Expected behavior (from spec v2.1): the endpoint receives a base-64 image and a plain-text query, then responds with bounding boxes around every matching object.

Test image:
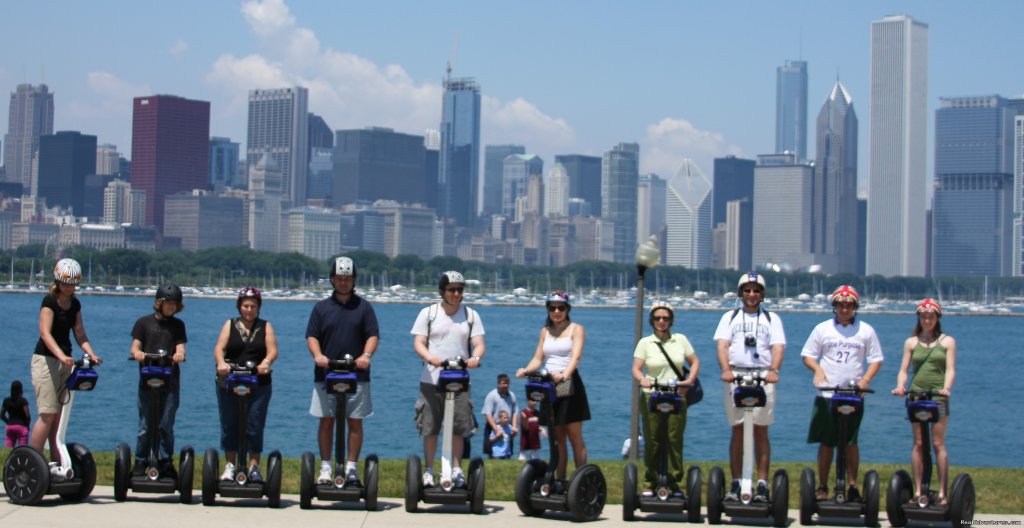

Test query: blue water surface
[0,292,1019,467]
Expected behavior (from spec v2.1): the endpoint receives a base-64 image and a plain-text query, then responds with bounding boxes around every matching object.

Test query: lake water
[1,291,1019,468]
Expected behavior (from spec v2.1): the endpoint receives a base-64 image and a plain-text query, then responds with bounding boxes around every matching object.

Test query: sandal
[937,497,948,507]
[815,485,829,501]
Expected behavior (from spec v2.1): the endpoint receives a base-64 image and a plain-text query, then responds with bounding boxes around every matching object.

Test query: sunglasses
[547,304,568,312]
[445,287,464,293]
[742,288,763,294]
[651,315,672,322]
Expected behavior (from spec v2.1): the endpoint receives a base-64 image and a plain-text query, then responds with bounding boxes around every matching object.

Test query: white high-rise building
[287,206,341,261]
[246,87,309,207]
[544,162,569,218]
[248,152,283,252]
[96,144,121,176]
[4,84,54,189]
[637,173,666,244]
[665,160,711,268]
[866,15,929,277]
[752,154,815,270]
[103,179,146,225]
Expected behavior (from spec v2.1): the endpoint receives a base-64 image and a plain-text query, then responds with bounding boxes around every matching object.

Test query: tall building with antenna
[437,66,481,228]
[4,84,54,190]
[776,60,808,161]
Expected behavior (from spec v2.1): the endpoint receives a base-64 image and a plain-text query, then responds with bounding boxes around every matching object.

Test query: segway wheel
[622,463,637,521]
[706,466,725,525]
[469,456,485,514]
[949,473,976,525]
[404,454,421,513]
[114,443,131,502]
[799,467,816,525]
[59,443,96,502]
[886,470,913,527]
[3,445,50,505]
[179,446,195,504]
[299,451,315,509]
[364,455,380,511]
[201,448,219,506]
[863,470,880,527]
[686,465,702,524]
[771,469,789,527]
[515,459,548,516]
[567,464,606,522]
[266,451,282,508]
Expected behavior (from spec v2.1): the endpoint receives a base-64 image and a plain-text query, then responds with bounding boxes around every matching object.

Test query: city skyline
[2,1,1021,186]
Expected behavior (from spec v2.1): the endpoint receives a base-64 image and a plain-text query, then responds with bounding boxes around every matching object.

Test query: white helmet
[439,270,465,290]
[737,272,766,292]
[331,256,356,277]
[54,258,82,285]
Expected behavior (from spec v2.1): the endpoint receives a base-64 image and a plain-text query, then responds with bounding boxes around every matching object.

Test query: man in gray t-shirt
[481,373,518,457]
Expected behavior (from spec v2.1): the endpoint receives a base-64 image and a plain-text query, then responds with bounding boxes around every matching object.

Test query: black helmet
[156,284,183,303]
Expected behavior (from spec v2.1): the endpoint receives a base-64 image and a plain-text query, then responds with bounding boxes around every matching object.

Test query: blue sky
[2,0,1021,189]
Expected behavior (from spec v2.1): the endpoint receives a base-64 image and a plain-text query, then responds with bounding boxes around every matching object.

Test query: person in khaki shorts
[30,258,103,471]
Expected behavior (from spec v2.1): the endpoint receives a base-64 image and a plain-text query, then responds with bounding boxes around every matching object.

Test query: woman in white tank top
[516,291,590,480]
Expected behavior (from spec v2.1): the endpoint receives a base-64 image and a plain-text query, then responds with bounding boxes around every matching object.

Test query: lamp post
[630,235,660,461]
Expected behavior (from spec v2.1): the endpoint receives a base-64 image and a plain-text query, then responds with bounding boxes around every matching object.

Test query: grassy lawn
[2,449,1020,513]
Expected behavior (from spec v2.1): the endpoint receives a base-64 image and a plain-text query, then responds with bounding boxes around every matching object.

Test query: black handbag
[654,341,703,405]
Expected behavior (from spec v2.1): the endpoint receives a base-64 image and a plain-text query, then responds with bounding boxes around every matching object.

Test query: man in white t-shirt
[713,272,785,503]
[801,285,883,502]
[410,271,485,489]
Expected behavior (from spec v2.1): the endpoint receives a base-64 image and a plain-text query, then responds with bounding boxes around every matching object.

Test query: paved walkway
[1,486,1020,526]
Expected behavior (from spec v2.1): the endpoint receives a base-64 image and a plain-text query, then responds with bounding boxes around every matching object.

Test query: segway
[886,390,975,526]
[798,383,880,526]
[3,356,99,505]
[515,369,606,522]
[623,378,701,522]
[201,360,282,507]
[405,357,485,514]
[299,355,379,510]
[707,370,788,527]
[113,350,195,503]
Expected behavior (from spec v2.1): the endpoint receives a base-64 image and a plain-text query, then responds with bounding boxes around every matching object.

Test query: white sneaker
[518,453,526,461]
[220,462,236,481]
[317,463,333,484]
[422,469,435,487]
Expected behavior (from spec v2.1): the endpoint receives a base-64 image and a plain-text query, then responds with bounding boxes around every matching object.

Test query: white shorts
[723,379,775,427]
[310,382,373,419]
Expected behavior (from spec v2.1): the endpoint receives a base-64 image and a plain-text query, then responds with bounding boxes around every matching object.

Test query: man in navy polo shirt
[306,256,379,485]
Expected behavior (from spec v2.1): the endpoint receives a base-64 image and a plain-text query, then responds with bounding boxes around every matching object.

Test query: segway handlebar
[522,368,552,381]
[226,360,261,374]
[731,369,769,385]
[905,389,938,400]
[650,378,679,393]
[440,356,467,370]
[818,383,875,395]
[327,354,356,372]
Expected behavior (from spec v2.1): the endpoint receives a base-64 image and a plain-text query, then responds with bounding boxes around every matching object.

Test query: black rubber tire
[469,456,485,514]
[949,473,976,525]
[179,446,194,504]
[201,448,218,506]
[114,443,131,502]
[364,455,379,511]
[59,443,96,502]
[686,465,702,523]
[771,469,789,527]
[863,469,880,526]
[567,463,607,522]
[706,466,725,525]
[266,451,282,508]
[622,463,637,521]
[515,459,548,517]
[886,470,912,527]
[800,467,816,525]
[299,451,315,509]
[405,454,421,513]
[3,445,50,505]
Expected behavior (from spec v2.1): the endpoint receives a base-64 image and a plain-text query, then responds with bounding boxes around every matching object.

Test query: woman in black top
[2,380,31,447]
[30,258,102,462]
[213,287,278,483]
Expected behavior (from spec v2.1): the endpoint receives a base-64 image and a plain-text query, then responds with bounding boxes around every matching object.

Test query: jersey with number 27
[800,319,883,396]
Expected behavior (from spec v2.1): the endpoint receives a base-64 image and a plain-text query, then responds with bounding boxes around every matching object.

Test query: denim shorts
[309,382,372,419]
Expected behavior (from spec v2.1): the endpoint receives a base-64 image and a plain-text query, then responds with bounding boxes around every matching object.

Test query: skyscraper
[712,156,755,227]
[776,60,808,160]
[602,142,640,263]
[555,154,602,215]
[752,153,815,270]
[209,137,240,190]
[1015,115,1024,276]
[96,144,121,176]
[545,162,570,218]
[247,87,309,206]
[866,15,928,277]
[813,81,859,274]
[36,131,97,215]
[483,144,525,217]
[932,95,1020,277]
[130,95,210,231]
[637,173,666,243]
[333,127,427,206]
[438,75,481,227]
[3,84,53,189]
[247,152,284,252]
[502,154,543,220]
[665,161,711,268]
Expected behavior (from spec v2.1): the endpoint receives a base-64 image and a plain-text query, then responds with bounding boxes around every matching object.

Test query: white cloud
[64,72,150,120]
[642,117,744,177]
[208,0,572,151]
[170,39,188,57]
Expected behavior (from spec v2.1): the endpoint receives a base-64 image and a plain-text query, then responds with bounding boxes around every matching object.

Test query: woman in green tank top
[891,298,957,506]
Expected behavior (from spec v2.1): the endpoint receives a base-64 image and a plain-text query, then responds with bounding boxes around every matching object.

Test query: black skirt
[542,370,591,426]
